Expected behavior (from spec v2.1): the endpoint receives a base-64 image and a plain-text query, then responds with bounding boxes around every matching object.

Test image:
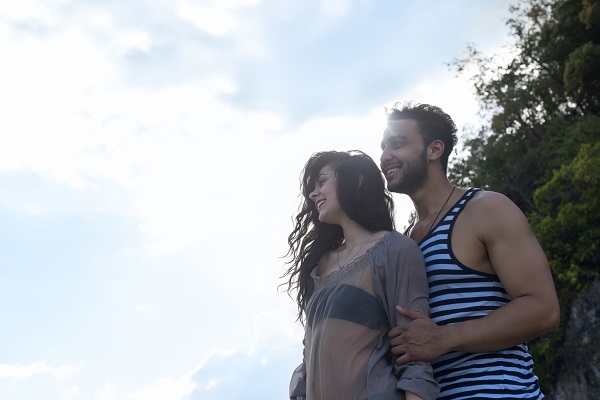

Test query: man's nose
[380,146,390,164]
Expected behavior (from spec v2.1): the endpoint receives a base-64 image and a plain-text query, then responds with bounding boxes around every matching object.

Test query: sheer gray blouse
[289,231,439,400]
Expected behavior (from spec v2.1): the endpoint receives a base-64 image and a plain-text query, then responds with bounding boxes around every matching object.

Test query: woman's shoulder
[373,231,426,275]
[383,230,419,246]
[377,230,421,254]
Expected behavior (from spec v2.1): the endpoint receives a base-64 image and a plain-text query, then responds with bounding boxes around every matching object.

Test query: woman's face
[308,164,344,224]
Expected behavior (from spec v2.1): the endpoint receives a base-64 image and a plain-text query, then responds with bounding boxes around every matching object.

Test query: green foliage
[542,114,600,178]
[448,0,600,392]
[580,0,600,29]
[528,145,599,391]
[527,327,566,391]
[449,123,547,211]
[563,42,600,112]
[532,142,600,296]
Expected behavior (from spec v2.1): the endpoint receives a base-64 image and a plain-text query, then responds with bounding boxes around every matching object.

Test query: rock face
[546,277,600,400]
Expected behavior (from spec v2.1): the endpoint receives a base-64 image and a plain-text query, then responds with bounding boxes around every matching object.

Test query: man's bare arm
[390,192,560,363]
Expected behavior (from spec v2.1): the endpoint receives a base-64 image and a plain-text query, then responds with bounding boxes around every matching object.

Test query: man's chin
[387,181,405,194]
[388,179,419,195]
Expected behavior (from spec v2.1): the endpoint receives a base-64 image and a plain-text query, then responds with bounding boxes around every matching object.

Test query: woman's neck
[340,222,373,249]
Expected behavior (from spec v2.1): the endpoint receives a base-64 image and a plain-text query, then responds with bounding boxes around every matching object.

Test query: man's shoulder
[465,189,519,215]
[461,189,530,236]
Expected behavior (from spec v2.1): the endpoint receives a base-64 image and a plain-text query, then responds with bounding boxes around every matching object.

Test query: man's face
[380,119,428,195]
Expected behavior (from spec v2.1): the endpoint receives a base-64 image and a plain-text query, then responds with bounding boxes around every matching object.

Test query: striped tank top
[419,188,544,399]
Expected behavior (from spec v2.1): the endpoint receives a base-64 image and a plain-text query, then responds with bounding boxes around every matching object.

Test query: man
[380,102,560,399]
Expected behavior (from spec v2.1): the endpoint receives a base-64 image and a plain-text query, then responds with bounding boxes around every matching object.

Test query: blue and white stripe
[420,188,544,399]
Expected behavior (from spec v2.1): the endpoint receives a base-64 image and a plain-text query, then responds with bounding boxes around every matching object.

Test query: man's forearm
[443,295,559,353]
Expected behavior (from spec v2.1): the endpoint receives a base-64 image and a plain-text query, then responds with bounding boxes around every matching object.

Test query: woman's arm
[289,361,306,399]
[405,391,424,400]
[380,235,439,400]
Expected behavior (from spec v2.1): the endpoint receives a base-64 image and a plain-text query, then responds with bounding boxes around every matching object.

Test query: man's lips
[384,166,400,177]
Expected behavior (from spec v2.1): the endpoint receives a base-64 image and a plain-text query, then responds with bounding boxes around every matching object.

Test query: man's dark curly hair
[282,150,395,322]
[386,102,458,173]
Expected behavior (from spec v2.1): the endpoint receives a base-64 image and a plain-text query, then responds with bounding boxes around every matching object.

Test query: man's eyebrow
[381,132,405,149]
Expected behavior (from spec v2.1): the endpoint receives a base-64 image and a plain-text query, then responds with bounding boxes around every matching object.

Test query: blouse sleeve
[289,339,306,400]
[375,234,440,400]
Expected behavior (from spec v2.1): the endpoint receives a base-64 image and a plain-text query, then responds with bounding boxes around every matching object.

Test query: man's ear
[428,139,445,161]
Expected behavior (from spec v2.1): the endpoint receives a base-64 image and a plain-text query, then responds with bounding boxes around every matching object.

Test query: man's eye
[383,140,402,150]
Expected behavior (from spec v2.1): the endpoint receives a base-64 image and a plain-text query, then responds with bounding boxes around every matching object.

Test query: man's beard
[387,148,428,195]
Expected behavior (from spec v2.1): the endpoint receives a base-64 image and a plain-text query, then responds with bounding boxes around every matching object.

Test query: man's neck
[410,178,456,221]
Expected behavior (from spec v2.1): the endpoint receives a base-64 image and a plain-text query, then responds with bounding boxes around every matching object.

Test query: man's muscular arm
[390,192,560,364]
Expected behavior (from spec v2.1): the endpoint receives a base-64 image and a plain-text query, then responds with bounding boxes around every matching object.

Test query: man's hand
[389,306,447,364]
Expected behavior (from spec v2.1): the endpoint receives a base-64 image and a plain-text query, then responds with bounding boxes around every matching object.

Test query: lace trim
[311,231,396,286]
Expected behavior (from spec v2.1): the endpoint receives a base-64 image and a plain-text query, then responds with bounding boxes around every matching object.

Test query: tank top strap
[424,187,482,241]
[447,187,482,217]
[402,188,483,237]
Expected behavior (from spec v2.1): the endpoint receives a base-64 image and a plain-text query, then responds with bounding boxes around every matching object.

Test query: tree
[448,0,600,391]
[532,140,600,296]
[449,0,600,199]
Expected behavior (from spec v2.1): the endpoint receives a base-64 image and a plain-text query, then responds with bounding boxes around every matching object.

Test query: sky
[0,1,514,399]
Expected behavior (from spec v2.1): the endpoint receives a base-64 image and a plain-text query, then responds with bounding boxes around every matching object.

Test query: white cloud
[0,1,516,399]
[249,305,305,355]
[322,0,352,15]
[115,30,153,55]
[183,346,300,400]
[129,373,196,400]
[67,385,82,396]
[0,25,117,188]
[0,361,79,381]
[162,0,263,36]
[93,379,125,400]
[134,303,155,316]
[0,0,68,25]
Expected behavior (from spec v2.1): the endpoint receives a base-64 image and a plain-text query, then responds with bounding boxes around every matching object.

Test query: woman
[283,150,439,400]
